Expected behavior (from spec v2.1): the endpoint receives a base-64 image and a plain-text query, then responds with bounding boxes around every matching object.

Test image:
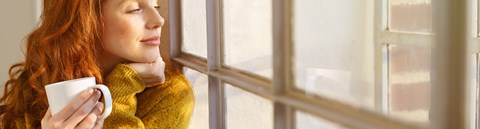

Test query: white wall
[0,1,39,95]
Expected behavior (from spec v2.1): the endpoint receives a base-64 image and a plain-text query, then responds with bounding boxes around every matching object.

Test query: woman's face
[101,0,164,63]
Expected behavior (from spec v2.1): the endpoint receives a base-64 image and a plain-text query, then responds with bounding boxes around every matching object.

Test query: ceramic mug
[45,77,112,120]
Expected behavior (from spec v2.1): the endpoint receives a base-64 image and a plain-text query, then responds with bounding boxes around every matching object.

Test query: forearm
[136,68,195,129]
[102,65,194,129]
[103,64,146,129]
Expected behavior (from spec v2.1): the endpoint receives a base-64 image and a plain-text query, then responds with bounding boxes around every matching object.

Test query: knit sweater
[16,64,195,129]
[103,64,194,129]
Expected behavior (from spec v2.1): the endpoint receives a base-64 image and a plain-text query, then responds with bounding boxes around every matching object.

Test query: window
[166,0,475,129]
[225,84,273,129]
[383,0,433,126]
[184,68,209,129]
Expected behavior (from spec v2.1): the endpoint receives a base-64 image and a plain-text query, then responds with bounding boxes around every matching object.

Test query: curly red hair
[0,0,106,128]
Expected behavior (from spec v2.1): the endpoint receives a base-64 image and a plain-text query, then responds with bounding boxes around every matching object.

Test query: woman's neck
[99,51,126,78]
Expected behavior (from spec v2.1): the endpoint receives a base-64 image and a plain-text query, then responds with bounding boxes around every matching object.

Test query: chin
[126,49,160,63]
[142,53,161,63]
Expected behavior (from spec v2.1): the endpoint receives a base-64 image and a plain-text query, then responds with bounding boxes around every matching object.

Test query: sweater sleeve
[135,68,195,129]
[103,64,146,129]
[102,64,194,129]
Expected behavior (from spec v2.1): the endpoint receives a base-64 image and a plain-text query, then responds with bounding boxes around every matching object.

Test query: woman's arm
[136,68,194,129]
[103,64,147,129]
[103,64,194,129]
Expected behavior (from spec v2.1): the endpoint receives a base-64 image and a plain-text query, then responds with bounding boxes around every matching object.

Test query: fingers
[92,102,104,119]
[75,102,104,129]
[51,89,95,121]
[92,118,105,129]
[43,89,102,129]
[128,63,150,74]
[129,62,164,76]
[64,90,102,126]
[129,60,165,76]
[144,77,166,87]
[156,57,166,68]
[127,56,166,87]
[146,82,164,88]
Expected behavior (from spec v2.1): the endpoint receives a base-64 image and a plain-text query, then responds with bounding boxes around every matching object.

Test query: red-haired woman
[0,0,194,128]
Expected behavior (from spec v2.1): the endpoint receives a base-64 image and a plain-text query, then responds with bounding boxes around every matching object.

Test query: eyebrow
[117,0,136,7]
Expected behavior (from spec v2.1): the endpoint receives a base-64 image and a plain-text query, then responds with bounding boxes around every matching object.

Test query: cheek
[106,22,129,41]
[102,21,136,50]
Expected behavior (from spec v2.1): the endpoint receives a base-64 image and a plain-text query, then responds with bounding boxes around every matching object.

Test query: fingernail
[99,102,104,110]
[88,88,94,94]
[96,90,101,96]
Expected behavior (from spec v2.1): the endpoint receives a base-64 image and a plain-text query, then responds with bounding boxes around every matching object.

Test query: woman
[0,0,194,128]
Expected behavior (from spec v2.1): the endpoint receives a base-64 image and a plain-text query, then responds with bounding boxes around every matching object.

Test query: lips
[140,36,160,46]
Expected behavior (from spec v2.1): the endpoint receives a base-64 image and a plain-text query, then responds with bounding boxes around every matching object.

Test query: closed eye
[127,8,141,14]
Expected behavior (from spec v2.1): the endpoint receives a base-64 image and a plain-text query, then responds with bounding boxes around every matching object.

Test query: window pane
[223,0,273,79]
[389,0,432,33]
[184,68,209,129]
[388,45,430,125]
[294,0,375,108]
[181,0,207,58]
[296,110,350,129]
[225,84,273,129]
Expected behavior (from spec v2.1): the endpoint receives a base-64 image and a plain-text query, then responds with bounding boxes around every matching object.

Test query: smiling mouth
[141,36,160,46]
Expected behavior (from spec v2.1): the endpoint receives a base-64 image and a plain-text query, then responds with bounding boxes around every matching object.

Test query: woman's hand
[41,89,105,129]
[127,56,166,87]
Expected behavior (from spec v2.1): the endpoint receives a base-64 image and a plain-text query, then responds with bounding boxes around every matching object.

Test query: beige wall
[0,1,38,95]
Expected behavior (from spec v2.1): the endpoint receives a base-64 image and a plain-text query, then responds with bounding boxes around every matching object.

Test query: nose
[146,7,165,29]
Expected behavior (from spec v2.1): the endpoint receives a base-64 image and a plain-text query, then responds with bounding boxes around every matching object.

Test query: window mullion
[206,0,225,129]
[208,77,224,129]
[374,0,388,114]
[272,0,294,129]
[477,0,480,37]
[475,38,480,52]
[476,53,480,129]
[379,31,433,47]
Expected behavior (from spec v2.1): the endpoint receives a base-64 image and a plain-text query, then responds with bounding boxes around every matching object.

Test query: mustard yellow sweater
[103,64,195,129]
[15,64,194,129]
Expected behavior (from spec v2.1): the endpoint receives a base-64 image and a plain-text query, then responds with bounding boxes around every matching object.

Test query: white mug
[45,77,112,120]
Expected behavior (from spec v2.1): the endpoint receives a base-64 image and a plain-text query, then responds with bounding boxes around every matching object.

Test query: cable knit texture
[17,64,194,129]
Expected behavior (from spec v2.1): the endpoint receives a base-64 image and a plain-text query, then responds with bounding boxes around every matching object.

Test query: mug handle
[90,84,112,120]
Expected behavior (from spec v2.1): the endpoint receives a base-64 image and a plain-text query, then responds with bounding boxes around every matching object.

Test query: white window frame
[475,0,480,128]
[165,0,471,129]
[375,0,433,117]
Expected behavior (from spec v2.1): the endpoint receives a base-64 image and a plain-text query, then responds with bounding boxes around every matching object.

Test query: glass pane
[294,0,376,108]
[296,110,350,129]
[183,68,209,129]
[388,45,430,125]
[181,0,207,58]
[223,0,273,79]
[225,84,273,129]
[389,0,432,33]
